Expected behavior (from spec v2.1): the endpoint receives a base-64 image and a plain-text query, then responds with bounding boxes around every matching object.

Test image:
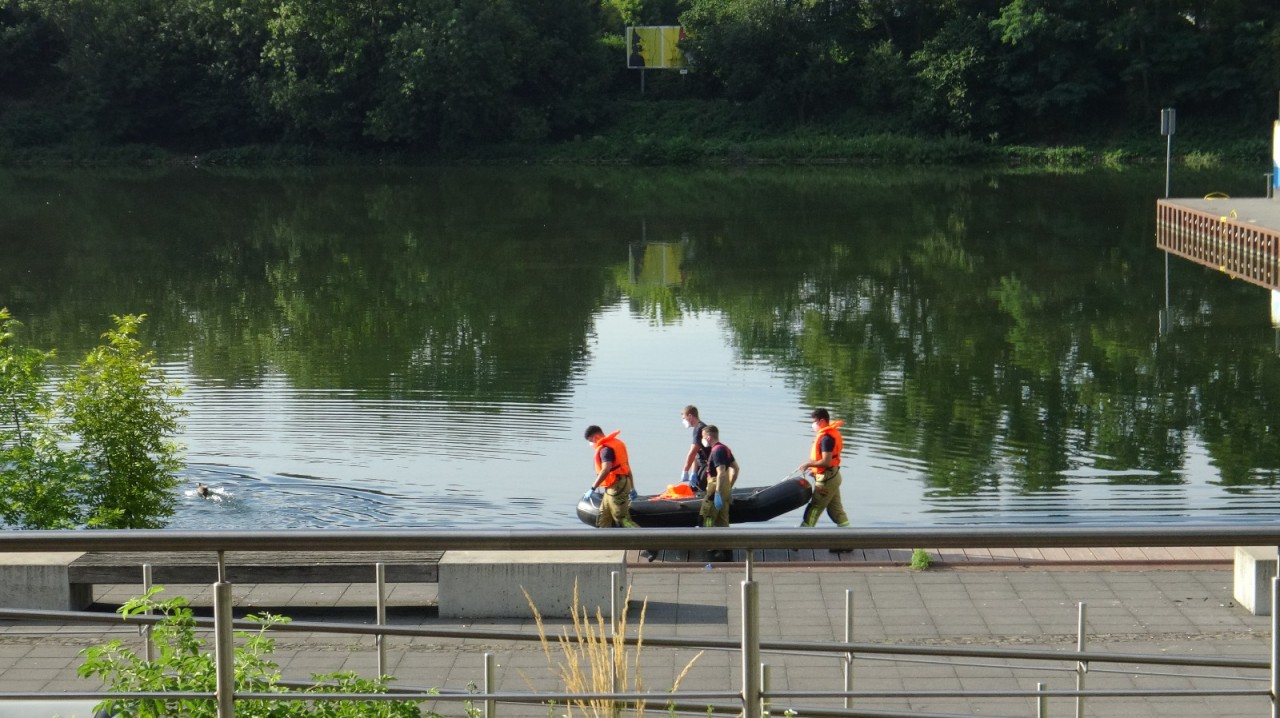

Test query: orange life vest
[809,420,844,477]
[593,430,632,488]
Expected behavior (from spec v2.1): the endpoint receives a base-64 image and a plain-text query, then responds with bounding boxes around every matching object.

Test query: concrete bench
[0,550,444,611]
[438,550,626,619]
[1233,545,1277,615]
[0,553,93,612]
[0,699,101,717]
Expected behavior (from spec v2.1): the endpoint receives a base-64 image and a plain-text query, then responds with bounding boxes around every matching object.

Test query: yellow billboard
[626,26,687,69]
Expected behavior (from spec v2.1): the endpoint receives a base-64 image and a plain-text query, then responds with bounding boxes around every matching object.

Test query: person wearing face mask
[699,425,739,561]
[679,405,710,490]
[797,408,851,528]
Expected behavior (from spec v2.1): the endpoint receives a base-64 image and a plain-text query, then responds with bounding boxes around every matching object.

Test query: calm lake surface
[3,164,1278,530]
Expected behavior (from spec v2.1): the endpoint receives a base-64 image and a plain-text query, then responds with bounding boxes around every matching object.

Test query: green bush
[910,549,932,570]
[1183,150,1223,170]
[79,589,425,717]
[0,311,185,529]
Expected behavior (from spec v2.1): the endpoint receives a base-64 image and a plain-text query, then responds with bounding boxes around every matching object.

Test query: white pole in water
[1161,108,1176,199]
[1160,107,1176,335]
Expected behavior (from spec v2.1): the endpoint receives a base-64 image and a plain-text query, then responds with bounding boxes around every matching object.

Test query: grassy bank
[0,100,1269,169]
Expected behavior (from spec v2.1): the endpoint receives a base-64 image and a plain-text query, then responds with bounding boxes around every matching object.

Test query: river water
[2,164,1278,530]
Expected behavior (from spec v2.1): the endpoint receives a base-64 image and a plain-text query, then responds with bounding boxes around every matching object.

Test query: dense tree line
[1,0,1277,153]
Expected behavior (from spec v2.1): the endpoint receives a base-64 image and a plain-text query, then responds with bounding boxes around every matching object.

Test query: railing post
[1272,571,1279,718]
[1076,602,1087,718]
[843,589,854,710]
[742,577,761,718]
[214,581,236,718]
[484,651,496,718]
[610,570,622,701]
[1036,681,1047,718]
[760,663,771,718]
[375,562,387,677]
[142,563,155,663]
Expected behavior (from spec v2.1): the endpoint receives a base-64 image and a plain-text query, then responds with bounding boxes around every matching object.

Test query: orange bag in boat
[655,483,695,500]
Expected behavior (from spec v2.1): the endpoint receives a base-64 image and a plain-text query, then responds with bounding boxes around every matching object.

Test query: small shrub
[1183,150,1222,170]
[78,588,423,717]
[910,549,932,570]
[525,581,702,718]
[1101,149,1133,169]
[1041,146,1090,167]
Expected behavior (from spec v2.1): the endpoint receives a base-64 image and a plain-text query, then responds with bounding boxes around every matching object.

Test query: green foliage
[0,309,82,529]
[0,310,185,529]
[1183,150,1222,170]
[59,314,186,528]
[1101,148,1132,170]
[910,549,931,570]
[4,0,1279,159]
[79,588,423,717]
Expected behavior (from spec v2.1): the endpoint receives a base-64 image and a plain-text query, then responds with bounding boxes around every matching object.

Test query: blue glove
[583,489,594,501]
[713,492,724,511]
[680,470,691,485]
[630,488,639,499]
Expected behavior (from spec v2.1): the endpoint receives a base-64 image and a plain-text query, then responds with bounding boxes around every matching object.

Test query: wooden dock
[1157,197,1280,291]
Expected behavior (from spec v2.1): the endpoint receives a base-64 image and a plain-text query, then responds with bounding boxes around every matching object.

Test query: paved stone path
[0,551,1269,718]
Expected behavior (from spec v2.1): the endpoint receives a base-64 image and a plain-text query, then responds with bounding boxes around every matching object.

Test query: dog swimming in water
[195,483,211,498]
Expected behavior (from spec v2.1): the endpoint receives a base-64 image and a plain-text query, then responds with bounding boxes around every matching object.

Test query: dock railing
[0,525,1278,718]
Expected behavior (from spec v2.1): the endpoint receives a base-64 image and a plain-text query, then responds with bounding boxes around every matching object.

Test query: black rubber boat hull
[576,476,813,527]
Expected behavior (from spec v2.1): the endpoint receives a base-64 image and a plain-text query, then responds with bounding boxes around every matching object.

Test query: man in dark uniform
[699,424,740,561]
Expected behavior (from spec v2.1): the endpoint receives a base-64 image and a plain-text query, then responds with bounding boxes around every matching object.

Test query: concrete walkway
[0,558,1270,718]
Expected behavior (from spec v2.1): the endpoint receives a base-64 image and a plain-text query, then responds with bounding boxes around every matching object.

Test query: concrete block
[1233,546,1277,615]
[0,552,91,611]
[438,550,625,619]
[0,699,101,717]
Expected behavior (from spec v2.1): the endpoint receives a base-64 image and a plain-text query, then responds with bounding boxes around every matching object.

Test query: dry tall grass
[524,581,702,718]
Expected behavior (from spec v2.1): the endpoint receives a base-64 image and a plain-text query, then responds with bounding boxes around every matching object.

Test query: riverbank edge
[1,130,1268,171]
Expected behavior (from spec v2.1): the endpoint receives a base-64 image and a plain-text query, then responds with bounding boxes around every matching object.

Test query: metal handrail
[0,526,1274,718]
[0,524,1277,552]
[2,606,1264,671]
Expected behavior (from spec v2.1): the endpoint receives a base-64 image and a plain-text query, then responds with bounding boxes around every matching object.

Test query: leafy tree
[59,314,186,529]
[256,0,395,145]
[0,309,84,528]
[3,311,186,529]
[989,0,1108,129]
[368,0,607,149]
[681,0,863,123]
[908,13,1001,133]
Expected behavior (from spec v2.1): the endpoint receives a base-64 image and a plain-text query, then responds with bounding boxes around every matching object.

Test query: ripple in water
[172,464,559,530]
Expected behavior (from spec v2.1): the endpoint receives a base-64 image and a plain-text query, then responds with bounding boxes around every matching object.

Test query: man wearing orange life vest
[586,425,640,529]
[797,408,851,527]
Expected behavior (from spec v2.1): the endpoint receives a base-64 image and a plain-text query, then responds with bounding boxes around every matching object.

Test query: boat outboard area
[576,475,813,528]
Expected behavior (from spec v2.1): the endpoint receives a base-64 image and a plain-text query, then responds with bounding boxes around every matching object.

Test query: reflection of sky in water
[169,302,1280,530]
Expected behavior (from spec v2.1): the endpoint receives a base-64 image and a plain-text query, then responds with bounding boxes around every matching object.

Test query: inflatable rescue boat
[575,475,813,528]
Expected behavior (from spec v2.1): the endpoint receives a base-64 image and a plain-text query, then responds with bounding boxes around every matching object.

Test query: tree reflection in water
[1,165,1277,528]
